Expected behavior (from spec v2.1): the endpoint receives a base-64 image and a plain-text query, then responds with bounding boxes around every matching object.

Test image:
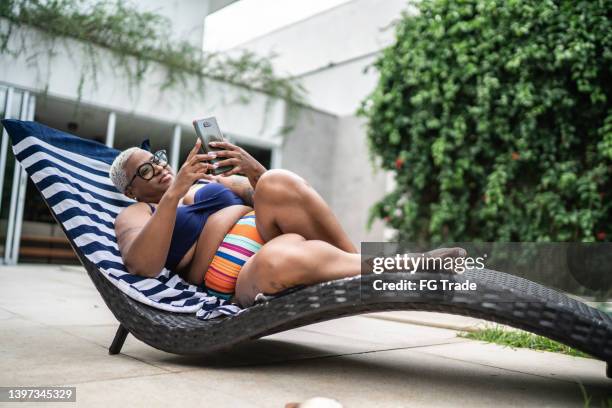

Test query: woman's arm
[206,140,267,206]
[115,141,213,278]
[207,140,266,189]
[115,192,181,278]
[215,175,256,206]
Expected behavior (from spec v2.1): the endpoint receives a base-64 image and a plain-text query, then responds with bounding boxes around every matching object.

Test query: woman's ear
[125,187,136,200]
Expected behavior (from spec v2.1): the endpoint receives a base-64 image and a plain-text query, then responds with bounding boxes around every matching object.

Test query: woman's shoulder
[125,201,153,212]
[115,202,152,224]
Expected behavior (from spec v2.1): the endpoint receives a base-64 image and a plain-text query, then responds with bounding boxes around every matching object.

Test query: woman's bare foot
[419,247,466,272]
[361,247,467,273]
[423,247,467,260]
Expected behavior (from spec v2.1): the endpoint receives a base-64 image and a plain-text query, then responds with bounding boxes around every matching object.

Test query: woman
[110,139,464,307]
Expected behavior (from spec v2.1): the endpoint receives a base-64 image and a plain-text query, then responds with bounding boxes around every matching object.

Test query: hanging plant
[0,0,306,134]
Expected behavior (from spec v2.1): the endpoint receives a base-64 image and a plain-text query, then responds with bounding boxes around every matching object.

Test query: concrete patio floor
[0,264,610,407]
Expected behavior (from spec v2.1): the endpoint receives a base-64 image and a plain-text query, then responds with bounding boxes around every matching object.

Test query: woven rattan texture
[42,191,610,363]
[81,253,611,362]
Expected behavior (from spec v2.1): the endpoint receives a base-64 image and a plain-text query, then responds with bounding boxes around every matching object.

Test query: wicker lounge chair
[3,119,611,378]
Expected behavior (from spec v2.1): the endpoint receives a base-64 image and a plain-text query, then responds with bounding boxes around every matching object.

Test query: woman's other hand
[167,140,216,198]
[209,140,267,188]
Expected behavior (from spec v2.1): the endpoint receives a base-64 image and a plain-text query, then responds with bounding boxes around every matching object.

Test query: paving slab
[365,310,491,332]
[417,340,610,388]
[297,315,465,348]
[73,346,601,408]
[2,264,610,407]
[57,316,467,373]
[70,370,270,408]
[56,323,384,372]
[0,265,117,326]
[0,314,168,387]
[0,306,18,320]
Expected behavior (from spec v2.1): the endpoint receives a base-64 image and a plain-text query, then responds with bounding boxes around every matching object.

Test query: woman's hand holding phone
[167,140,217,198]
[208,140,267,187]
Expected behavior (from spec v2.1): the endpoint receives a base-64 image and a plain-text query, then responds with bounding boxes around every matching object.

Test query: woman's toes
[418,247,466,273]
[426,247,466,259]
[451,247,467,257]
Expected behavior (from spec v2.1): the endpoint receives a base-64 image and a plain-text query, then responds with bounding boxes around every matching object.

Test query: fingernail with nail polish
[213,163,218,168]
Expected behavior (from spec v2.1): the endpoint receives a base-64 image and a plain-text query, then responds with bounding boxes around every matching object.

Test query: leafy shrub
[358,0,611,243]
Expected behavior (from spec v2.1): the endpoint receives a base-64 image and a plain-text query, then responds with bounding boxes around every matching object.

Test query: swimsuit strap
[146,180,208,214]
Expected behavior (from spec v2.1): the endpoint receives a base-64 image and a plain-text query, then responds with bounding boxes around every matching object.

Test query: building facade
[0,0,406,264]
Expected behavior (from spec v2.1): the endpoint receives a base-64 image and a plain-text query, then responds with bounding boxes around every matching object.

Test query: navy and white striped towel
[2,119,244,320]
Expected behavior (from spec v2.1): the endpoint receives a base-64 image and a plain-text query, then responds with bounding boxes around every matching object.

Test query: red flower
[395,157,404,169]
[511,152,520,161]
[384,216,391,222]
[597,231,606,240]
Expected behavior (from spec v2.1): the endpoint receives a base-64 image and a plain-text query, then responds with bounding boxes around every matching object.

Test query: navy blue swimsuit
[149,181,245,270]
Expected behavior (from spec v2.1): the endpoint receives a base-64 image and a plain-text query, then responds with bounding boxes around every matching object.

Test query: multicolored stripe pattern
[205,211,264,298]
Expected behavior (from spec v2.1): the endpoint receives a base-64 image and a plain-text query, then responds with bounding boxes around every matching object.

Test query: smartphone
[192,117,234,176]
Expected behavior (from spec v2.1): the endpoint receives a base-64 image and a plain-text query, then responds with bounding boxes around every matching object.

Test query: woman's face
[123,149,175,202]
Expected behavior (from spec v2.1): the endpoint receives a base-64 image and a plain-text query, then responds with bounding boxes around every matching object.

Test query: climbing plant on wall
[358,0,611,243]
[0,0,306,133]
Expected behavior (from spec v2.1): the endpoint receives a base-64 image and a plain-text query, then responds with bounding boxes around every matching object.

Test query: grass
[461,326,612,407]
[579,382,612,408]
[458,325,592,359]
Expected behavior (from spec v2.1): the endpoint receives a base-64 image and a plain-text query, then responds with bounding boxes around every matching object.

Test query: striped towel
[2,119,244,320]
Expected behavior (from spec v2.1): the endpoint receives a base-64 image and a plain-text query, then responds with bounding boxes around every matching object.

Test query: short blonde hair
[109,147,141,193]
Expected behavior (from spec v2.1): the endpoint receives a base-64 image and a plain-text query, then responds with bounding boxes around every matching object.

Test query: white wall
[331,114,387,246]
[203,0,352,52]
[296,53,380,116]
[132,0,210,48]
[223,0,406,240]
[228,0,408,76]
[279,108,387,245]
[133,0,239,49]
[1,5,393,245]
[0,20,286,145]
[226,0,414,115]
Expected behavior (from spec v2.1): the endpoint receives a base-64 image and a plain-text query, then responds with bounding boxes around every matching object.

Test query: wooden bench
[18,234,78,262]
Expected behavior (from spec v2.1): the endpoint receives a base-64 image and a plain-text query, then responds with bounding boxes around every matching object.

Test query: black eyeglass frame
[125,150,168,190]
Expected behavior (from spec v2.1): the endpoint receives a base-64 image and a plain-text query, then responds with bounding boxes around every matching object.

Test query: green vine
[358,0,611,243]
[0,0,306,134]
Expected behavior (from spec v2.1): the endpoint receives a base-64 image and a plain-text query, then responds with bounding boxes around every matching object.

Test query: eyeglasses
[126,150,168,190]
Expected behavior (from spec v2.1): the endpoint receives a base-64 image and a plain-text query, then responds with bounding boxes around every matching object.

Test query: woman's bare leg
[254,169,358,253]
[234,233,468,307]
[235,233,360,307]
